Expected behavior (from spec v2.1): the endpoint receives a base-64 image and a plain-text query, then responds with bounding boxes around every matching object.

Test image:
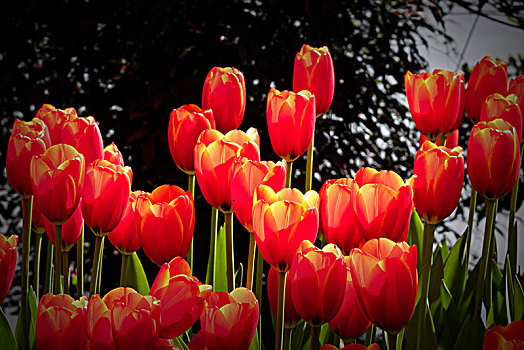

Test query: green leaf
[404,301,437,350]
[235,263,244,289]
[27,286,37,350]
[15,287,37,350]
[0,308,17,350]
[443,229,469,303]
[291,320,307,350]
[440,239,450,261]
[504,254,514,322]
[249,328,260,350]
[429,245,444,304]
[437,280,462,347]
[125,252,150,295]
[513,274,524,321]
[453,314,484,350]
[408,210,424,270]
[214,225,228,292]
[172,335,189,350]
[319,322,334,345]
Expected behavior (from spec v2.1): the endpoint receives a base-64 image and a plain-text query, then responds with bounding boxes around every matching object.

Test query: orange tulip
[411,140,465,224]
[168,104,215,174]
[405,69,465,140]
[61,115,104,166]
[329,256,371,341]
[149,257,212,339]
[202,67,246,133]
[319,178,363,254]
[30,144,85,224]
[419,129,459,149]
[190,288,259,350]
[86,287,161,350]
[104,142,125,166]
[483,320,524,349]
[35,104,77,145]
[465,56,508,123]
[467,119,521,199]
[0,233,18,305]
[194,128,260,213]
[290,241,346,326]
[81,159,132,235]
[293,44,335,116]
[509,75,524,112]
[480,93,522,142]
[349,238,418,334]
[230,159,286,232]
[36,293,88,350]
[6,118,51,197]
[252,185,319,272]
[267,266,300,328]
[43,200,83,251]
[266,89,316,162]
[108,191,145,255]
[135,185,195,266]
[353,167,414,242]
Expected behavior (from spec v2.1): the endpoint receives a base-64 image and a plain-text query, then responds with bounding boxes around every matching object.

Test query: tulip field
[1,42,524,350]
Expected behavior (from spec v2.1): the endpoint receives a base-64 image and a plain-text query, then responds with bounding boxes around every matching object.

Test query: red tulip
[467,119,521,199]
[411,140,465,224]
[43,200,83,251]
[483,320,524,349]
[405,69,465,140]
[81,159,132,235]
[293,44,335,116]
[329,256,371,341]
[353,167,414,242]
[509,75,524,112]
[6,118,51,197]
[349,238,418,334]
[230,159,286,232]
[104,142,125,166]
[190,288,259,350]
[36,104,78,145]
[202,67,246,133]
[108,191,145,255]
[465,56,508,123]
[252,185,319,272]
[86,287,161,350]
[168,104,215,174]
[30,144,85,224]
[290,241,346,326]
[135,185,195,266]
[149,257,212,339]
[266,89,316,162]
[194,128,260,213]
[31,198,46,234]
[480,93,523,142]
[419,129,459,149]
[267,266,300,328]
[61,115,104,166]
[0,233,18,305]
[36,293,88,350]
[319,178,363,254]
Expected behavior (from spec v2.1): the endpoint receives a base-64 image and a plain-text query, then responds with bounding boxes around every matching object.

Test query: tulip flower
[319,178,363,254]
[202,67,246,133]
[104,142,125,166]
[36,293,88,350]
[108,191,144,255]
[61,115,104,166]
[43,200,83,252]
[266,88,316,163]
[349,238,418,335]
[405,69,465,141]
[168,104,216,175]
[36,104,78,145]
[6,118,51,197]
[353,167,414,243]
[0,233,18,305]
[31,199,46,234]
[329,257,371,341]
[419,129,459,149]
[467,119,521,199]
[135,185,195,266]
[30,144,85,224]
[293,44,335,116]
[86,287,161,350]
[290,241,346,326]
[149,257,212,339]
[267,266,300,328]
[190,288,259,350]
[509,75,524,112]
[465,56,508,123]
[483,320,524,349]
[411,140,465,224]
[480,93,523,142]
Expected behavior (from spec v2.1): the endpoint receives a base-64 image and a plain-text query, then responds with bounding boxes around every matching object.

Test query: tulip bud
[36,104,77,145]
[108,190,145,255]
[479,93,522,142]
[61,116,104,166]
[0,233,18,305]
[104,142,125,166]
[43,200,83,251]
[483,320,524,349]
[509,75,524,112]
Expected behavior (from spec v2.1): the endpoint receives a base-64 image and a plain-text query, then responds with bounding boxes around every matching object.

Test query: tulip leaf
[442,229,468,303]
[249,328,259,350]
[173,335,188,350]
[513,275,524,321]
[487,258,506,327]
[437,280,462,348]
[408,210,424,270]
[0,307,17,350]
[453,314,484,350]
[214,224,228,292]
[291,320,307,350]
[504,255,514,322]
[235,263,244,288]
[28,286,37,350]
[429,245,444,304]
[14,286,37,350]
[319,322,334,345]
[125,252,150,295]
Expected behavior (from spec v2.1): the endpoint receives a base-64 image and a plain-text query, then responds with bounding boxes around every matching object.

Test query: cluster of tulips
[1,43,524,350]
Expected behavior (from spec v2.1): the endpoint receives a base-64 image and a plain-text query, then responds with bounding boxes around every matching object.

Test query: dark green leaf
[443,229,469,303]
[0,307,17,350]
[408,210,424,270]
[125,252,150,295]
[504,254,514,323]
[513,274,524,321]
[173,335,189,350]
[454,314,484,350]
[291,320,307,350]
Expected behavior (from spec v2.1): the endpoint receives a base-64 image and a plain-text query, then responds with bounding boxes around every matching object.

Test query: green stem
[62,251,69,294]
[508,145,523,273]
[90,235,103,296]
[33,232,43,301]
[225,212,235,292]
[206,207,218,285]
[486,199,499,314]
[283,327,292,350]
[387,332,398,350]
[309,325,320,350]
[275,271,287,350]
[44,239,54,294]
[466,189,477,262]
[305,129,315,192]
[188,173,195,273]
[285,160,294,188]
[246,232,256,290]
[417,222,435,350]
[77,223,84,298]
[120,253,129,286]
[54,223,63,294]
[21,195,33,349]
[255,249,264,349]
[365,324,376,346]
[96,236,105,295]
[474,198,497,317]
